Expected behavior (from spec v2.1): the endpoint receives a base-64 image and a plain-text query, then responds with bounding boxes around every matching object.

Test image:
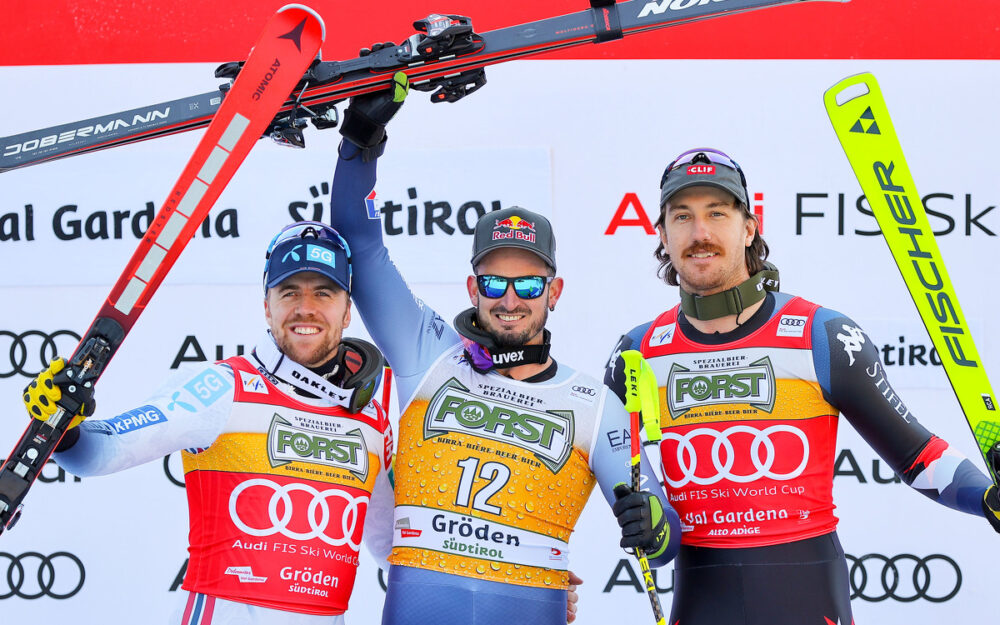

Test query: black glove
[982,485,1000,533]
[612,483,669,557]
[340,64,409,162]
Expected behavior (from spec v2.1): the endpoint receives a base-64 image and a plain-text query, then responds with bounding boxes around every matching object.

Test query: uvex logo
[687,164,715,175]
[424,378,574,472]
[492,350,525,365]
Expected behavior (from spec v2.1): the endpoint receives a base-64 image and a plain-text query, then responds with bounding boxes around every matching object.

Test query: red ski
[0,3,325,534]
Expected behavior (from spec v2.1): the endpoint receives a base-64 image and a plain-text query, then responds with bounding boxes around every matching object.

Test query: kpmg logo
[424,378,574,472]
[106,405,167,434]
[267,414,369,480]
[668,358,776,417]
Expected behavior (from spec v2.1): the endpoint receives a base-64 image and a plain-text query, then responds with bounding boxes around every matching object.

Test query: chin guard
[680,262,780,322]
[329,338,385,413]
[453,308,550,373]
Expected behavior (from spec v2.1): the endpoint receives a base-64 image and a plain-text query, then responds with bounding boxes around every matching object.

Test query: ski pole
[621,349,666,625]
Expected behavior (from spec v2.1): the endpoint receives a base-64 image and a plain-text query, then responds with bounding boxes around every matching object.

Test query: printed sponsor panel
[0,58,998,623]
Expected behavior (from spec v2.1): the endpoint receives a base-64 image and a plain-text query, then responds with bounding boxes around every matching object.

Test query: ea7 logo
[667,357,776,417]
[424,378,574,472]
[637,0,729,19]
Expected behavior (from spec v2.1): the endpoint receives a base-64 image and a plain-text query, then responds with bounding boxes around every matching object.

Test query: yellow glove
[983,485,1000,533]
[23,357,94,429]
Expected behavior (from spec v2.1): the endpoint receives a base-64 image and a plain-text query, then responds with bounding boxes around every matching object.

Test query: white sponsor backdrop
[0,59,998,622]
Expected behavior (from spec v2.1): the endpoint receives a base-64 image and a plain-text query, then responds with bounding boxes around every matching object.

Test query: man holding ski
[604,147,1000,624]
[18,92,409,624]
[327,78,680,624]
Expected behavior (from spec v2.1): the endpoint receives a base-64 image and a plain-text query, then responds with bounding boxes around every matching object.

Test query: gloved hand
[340,63,409,162]
[23,357,96,430]
[613,483,669,557]
[982,485,1000,533]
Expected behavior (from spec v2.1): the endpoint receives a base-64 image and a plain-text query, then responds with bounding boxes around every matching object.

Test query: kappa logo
[267,414,369,480]
[837,324,866,366]
[668,358,776,418]
[649,323,676,348]
[239,372,268,394]
[776,315,808,338]
[424,378,574,472]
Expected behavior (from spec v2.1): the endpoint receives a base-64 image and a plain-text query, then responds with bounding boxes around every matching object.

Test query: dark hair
[653,200,770,286]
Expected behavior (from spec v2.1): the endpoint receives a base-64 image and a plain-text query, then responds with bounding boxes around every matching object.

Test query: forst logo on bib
[424,378,574,472]
[668,357,776,418]
[267,415,369,481]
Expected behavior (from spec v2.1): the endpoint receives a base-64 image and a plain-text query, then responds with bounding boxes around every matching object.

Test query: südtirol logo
[267,414,368,481]
[424,378,574,472]
[668,357,776,418]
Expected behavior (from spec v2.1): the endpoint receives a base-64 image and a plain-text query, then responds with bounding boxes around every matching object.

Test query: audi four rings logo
[660,424,809,487]
[780,318,806,327]
[229,478,369,550]
[0,330,81,378]
[847,553,961,602]
[571,385,596,396]
[0,551,86,599]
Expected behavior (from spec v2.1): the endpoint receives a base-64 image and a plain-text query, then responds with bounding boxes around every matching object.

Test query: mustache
[488,304,531,315]
[683,243,723,256]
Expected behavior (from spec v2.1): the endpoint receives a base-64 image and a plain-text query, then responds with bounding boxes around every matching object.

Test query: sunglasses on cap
[476,275,552,300]
[263,221,353,290]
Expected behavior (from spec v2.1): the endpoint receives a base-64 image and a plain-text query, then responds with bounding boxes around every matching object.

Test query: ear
[547,277,564,311]
[745,213,758,247]
[264,295,272,325]
[466,275,479,307]
[343,297,352,329]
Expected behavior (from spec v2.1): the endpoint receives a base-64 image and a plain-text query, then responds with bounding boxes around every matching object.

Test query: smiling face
[658,185,756,296]
[466,247,563,349]
[264,272,352,368]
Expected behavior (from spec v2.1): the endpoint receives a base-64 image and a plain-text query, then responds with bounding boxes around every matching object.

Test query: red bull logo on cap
[493,215,536,242]
[687,164,715,175]
[494,215,536,231]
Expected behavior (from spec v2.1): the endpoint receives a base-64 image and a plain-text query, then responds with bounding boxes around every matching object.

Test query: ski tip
[823,72,878,110]
[277,4,326,41]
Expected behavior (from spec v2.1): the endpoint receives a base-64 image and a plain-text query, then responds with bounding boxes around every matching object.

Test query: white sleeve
[362,466,395,571]
[53,363,235,477]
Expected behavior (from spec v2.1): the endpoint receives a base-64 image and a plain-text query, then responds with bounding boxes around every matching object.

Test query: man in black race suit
[603,147,1000,624]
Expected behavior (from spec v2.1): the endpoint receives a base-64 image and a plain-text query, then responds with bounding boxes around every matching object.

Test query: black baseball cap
[470,207,556,272]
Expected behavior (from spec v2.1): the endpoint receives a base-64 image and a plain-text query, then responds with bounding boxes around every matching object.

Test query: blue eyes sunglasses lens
[513,277,544,298]
[477,276,547,299]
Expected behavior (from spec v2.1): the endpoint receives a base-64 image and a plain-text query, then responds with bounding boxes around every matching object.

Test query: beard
[274,324,341,368]
[477,302,548,349]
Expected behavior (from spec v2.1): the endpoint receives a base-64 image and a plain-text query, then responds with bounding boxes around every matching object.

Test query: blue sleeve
[603,323,653,405]
[812,307,990,516]
[328,142,460,406]
[590,390,680,567]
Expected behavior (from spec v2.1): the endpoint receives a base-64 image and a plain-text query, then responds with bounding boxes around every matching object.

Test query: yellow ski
[824,72,1000,481]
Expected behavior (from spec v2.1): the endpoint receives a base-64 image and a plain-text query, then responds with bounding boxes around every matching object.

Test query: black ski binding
[405,14,481,62]
[415,68,487,103]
